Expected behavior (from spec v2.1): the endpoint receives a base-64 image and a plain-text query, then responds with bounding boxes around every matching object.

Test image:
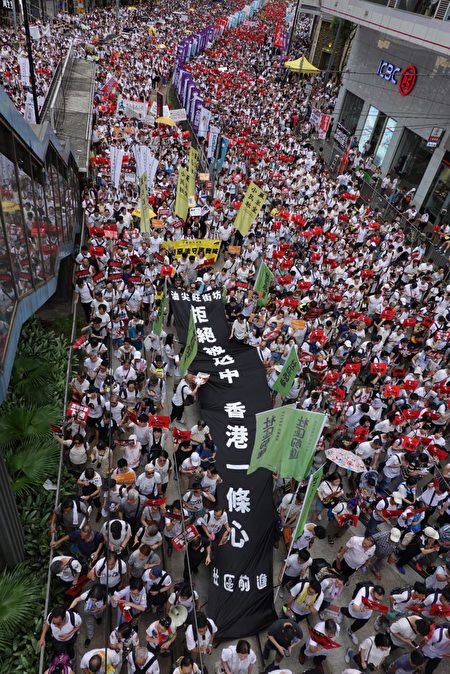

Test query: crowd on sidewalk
[4,1,450,674]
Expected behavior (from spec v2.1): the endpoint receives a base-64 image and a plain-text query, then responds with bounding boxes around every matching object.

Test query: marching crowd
[4,0,450,674]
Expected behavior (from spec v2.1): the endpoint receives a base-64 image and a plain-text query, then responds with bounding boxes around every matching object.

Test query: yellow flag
[234,182,267,236]
[139,172,150,233]
[175,167,189,221]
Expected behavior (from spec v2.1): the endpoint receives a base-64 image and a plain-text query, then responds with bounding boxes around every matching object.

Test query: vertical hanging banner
[293,466,324,540]
[198,106,211,138]
[179,308,198,377]
[153,280,167,337]
[253,262,273,306]
[234,182,267,236]
[109,146,124,189]
[156,90,164,118]
[175,166,189,221]
[169,291,277,638]
[18,55,30,86]
[188,147,199,201]
[139,171,150,233]
[272,346,300,396]
[207,125,220,160]
[247,407,326,480]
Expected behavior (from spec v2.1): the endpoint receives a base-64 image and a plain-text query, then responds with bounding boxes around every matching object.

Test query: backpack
[182,385,195,407]
[191,618,215,643]
[47,653,71,674]
[133,652,158,674]
[351,581,373,600]
[48,609,77,627]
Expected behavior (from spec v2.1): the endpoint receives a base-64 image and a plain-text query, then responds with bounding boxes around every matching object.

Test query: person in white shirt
[345,633,391,671]
[88,551,126,590]
[341,583,385,644]
[334,535,376,581]
[421,625,450,673]
[127,646,160,674]
[80,647,121,674]
[230,314,249,342]
[221,640,257,674]
[38,606,82,659]
[287,579,324,620]
[200,506,231,545]
[389,615,431,649]
[185,612,218,656]
[50,556,82,587]
[300,618,340,665]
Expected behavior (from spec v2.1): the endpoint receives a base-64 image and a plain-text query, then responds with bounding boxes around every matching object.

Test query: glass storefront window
[374,117,397,167]
[391,128,434,190]
[14,139,46,288]
[0,215,16,363]
[339,91,364,137]
[359,106,379,153]
[424,154,450,226]
[0,128,34,298]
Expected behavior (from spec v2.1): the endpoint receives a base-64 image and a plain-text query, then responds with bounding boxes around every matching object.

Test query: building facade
[331,25,450,218]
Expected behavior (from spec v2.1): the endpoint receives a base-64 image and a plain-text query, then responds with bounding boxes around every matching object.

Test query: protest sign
[234,182,267,236]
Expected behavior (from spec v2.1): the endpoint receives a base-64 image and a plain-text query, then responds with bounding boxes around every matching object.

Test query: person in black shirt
[183,535,211,581]
[262,619,302,665]
[50,524,104,564]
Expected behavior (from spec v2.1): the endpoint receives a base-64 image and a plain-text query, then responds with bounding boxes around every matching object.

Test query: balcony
[301,0,450,55]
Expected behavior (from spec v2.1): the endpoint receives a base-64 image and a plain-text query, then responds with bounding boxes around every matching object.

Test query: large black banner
[170,289,277,638]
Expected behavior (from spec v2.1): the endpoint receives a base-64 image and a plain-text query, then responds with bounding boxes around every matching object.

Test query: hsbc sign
[376,60,417,96]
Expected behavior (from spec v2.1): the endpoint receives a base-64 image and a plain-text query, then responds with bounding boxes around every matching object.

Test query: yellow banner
[188,147,199,199]
[161,238,221,261]
[139,171,150,233]
[234,182,267,236]
[175,166,189,221]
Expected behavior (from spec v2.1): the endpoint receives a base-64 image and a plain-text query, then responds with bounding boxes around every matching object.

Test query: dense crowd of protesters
[4,1,450,673]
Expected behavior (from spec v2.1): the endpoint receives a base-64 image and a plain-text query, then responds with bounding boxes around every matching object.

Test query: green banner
[175,166,189,221]
[293,466,324,540]
[153,280,167,337]
[179,309,198,377]
[247,407,326,480]
[254,262,273,307]
[234,182,267,236]
[273,346,301,397]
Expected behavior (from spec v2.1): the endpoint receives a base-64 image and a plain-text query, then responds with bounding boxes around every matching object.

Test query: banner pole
[274,500,302,603]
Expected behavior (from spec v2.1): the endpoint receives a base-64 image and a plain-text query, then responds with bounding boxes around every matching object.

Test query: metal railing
[40,41,75,134]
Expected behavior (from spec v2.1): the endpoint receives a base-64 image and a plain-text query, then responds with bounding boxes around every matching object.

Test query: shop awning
[284,56,320,73]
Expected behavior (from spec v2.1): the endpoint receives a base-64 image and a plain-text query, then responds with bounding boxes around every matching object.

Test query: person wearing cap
[364,492,403,536]
[146,615,177,655]
[121,434,142,471]
[180,452,202,492]
[395,526,441,574]
[142,565,172,612]
[136,464,162,499]
[367,528,401,580]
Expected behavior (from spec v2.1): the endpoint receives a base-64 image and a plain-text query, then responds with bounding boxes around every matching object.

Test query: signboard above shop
[334,123,351,151]
[427,127,444,149]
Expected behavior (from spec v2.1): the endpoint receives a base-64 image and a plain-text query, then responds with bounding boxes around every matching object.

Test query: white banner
[109,146,124,189]
[24,93,36,124]
[18,56,30,86]
[207,125,220,160]
[198,106,211,138]
[169,108,187,122]
[118,97,148,120]
[30,26,41,41]
[133,145,159,190]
